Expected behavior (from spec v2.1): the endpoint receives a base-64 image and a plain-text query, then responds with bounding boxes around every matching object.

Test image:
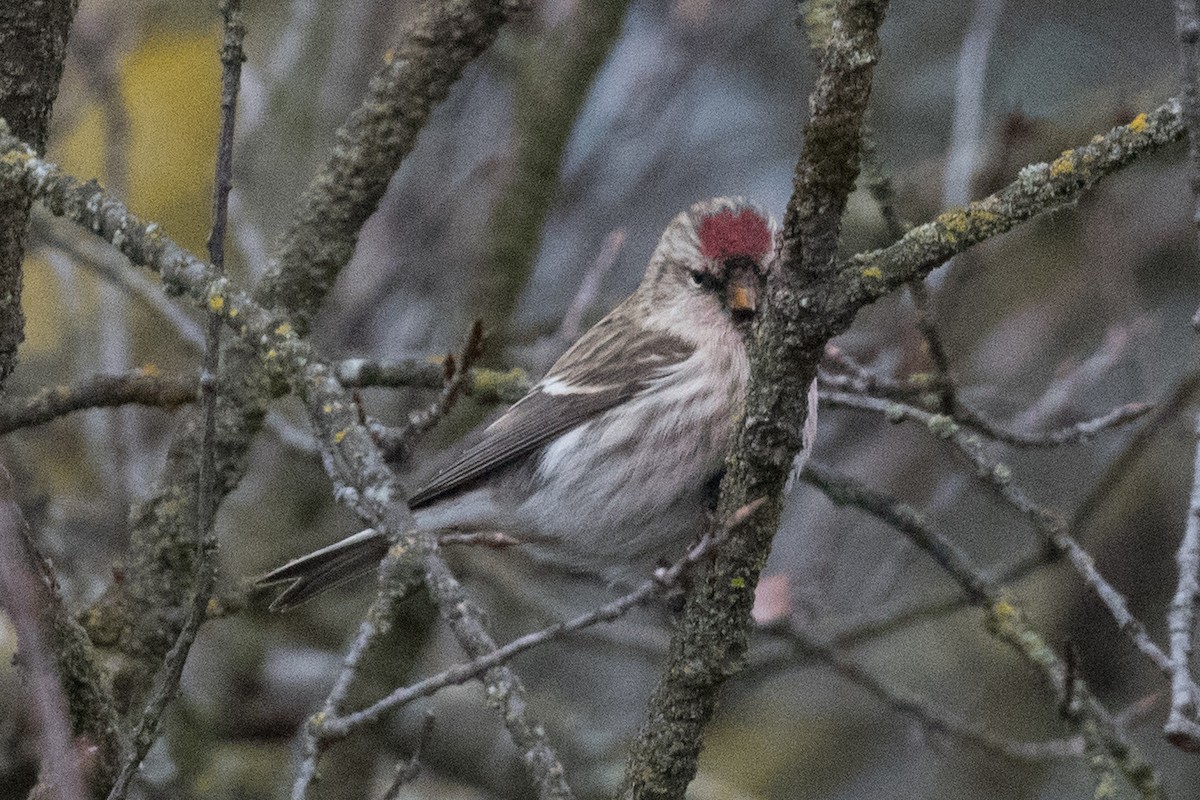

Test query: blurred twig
[478,0,632,348]
[0,466,93,800]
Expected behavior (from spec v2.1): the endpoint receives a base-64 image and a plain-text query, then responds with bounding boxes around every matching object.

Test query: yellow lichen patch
[1128,112,1148,133]
[388,543,407,559]
[383,48,397,65]
[265,348,277,360]
[1049,153,1075,178]
[861,266,883,281]
[991,597,1017,622]
[322,403,333,414]
[207,293,225,313]
[934,209,969,240]
[141,363,160,376]
[274,322,292,337]
[228,307,238,317]
[333,428,349,444]
[730,576,746,589]
[0,148,33,167]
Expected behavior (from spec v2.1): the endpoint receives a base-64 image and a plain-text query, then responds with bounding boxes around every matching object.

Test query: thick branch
[620,3,889,797]
[0,0,78,384]
[257,0,526,335]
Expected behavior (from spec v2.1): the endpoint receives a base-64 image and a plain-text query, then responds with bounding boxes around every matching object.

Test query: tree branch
[0,0,78,384]
[803,461,1164,798]
[620,3,890,796]
[847,99,1184,301]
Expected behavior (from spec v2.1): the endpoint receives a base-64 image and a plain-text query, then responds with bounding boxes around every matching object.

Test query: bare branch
[0,470,89,800]
[1164,0,1200,752]
[0,369,197,434]
[621,3,890,796]
[848,98,1185,300]
[803,461,1164,798]
[325,507,757,737]
[822,389,1198,706]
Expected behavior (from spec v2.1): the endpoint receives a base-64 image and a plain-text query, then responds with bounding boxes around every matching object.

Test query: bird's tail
[256,529,389,612]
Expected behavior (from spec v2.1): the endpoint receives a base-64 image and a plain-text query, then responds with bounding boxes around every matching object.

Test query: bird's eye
[689,270,719,291]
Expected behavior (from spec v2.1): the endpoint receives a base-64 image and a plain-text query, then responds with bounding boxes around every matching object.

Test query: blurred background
[2,0,1198,798]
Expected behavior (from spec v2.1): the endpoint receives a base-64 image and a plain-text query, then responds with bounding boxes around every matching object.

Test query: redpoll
[261,197,780,611]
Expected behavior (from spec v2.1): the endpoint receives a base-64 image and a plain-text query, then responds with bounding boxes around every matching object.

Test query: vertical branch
[106,5,245,797]
[0,0,79,383]
[620,3,890,797]
[1167,0,1200,751]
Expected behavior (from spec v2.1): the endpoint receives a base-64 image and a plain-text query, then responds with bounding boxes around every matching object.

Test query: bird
[259,197,778,611]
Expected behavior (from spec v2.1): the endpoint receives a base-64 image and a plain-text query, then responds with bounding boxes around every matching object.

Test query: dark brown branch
[0,0,78,384]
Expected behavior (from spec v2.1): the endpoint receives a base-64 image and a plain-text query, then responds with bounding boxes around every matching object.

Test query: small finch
[260,197,784,611]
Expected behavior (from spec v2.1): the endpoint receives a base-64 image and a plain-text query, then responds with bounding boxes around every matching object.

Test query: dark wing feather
[408,315,693,509]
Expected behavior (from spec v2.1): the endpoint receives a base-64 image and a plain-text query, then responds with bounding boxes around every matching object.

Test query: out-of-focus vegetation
[3,1,1199,799]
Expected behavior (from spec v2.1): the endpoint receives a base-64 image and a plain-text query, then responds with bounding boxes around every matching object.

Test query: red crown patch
[696,208,772,261]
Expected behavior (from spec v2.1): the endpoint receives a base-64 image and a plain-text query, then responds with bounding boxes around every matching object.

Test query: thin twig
[106,6,245,797]
[369,321,486,461]
[326,505,758,736]
[381,711,435,800]
[822,389,1192,694]
[775,620,1087,762]
[1165,414,1200,750]
[948,398,1152,448]
[803,461,1164,798]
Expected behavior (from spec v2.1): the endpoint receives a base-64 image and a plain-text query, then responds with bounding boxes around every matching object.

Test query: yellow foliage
[120,28,222,255]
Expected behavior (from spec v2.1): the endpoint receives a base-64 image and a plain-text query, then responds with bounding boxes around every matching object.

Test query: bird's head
[639,197,776,336]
